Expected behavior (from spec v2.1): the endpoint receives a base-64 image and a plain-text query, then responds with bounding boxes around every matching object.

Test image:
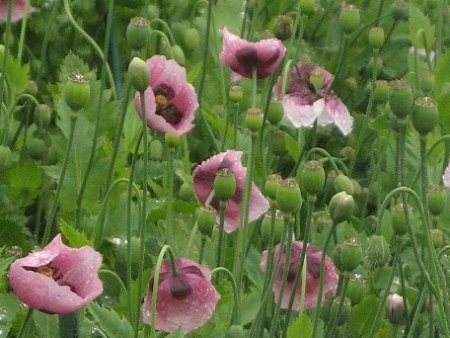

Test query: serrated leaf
[350,295,381,337]
[6,161,42,207]
[32,310,58,338]
[59,221,93,248]
[0,252,15,277]
[287,313,313,338]
[0,293,22,338]
[0,53,29,96]
[408,5,435,49]
[88,303,133,338]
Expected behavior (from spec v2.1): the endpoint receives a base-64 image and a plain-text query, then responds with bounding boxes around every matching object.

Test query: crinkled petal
[134,87,168,133]
[282,95,324,128]
[169,82,198,135]
[0,0,35,22]
[323,95,353,136]
[299,64,334,92]
[147,55,186,95]
[443,163,450,188]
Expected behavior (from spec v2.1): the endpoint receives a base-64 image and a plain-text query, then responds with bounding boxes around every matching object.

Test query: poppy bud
[0,145,12,172]
[179,182,193,201]
[391,203,409,235]
[420,70,434,93]
[27,138,47,161]
[373,80,389,104]
[329,191,355,223]
[149,139,163,161]
[184,27,200,50]
[267,101,284,125]
[171,45,186,66]
[214,168,237,202]
[334,174,355,195]
[64,74,90,112]
[126,17,151,51]
[197,206,216,237]
[141,4,160,21]
[276,178,303,214]
[25,80,38,96]
[340,4,360,34]
[347,274,366,305]
[412,97,438,135]
[365,235,391,270]
[391,0,408,21]
[300,0,315,15]
[165,133,180,148]
[261,211,284,245]
[229,85,243,103]
[271,130,287,156]
[265,174,283,201]
[369,27,384,49]
[431,229,445,248]
[340,238,362,271]
[272,15,293,41]
[128,57,150,92]
[389,79,413,119]
[246,107,264,132]
[34,104,52,128]
[345,77,357,91]
[386,294,405,325]
[301,160,325,197]
[428,184,447,217]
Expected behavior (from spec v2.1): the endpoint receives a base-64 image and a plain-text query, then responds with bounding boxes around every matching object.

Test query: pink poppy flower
[0,0,35,22]
[142,258,220,333]
[220,27,286,79]
[273,64,353,135]
[134,55,198,136]
[444,163,450,188]
[260,241,338,311]
[8,234,103,314]
[192,150,270,233]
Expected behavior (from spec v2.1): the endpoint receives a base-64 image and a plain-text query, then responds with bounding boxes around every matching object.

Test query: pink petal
[282,95,324,128]
[443,163,450,188]
[8,234,103,314]
[323,96,353,136]
[147,55,186,94]
[169,82,198,134]
[0,0,35,22]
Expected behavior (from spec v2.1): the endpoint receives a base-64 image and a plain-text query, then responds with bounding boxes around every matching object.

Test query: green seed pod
[412,97,438,135]
[386,294,405,325]
[267,101,284,125]
[330,297,352,326]
[214,168,237,201]
[171,45,186,66]
[389,79,413,119]
[149,139,163,161]
[276,178,303,214]
[165,133,180,148]
[391,203,409,235]
[0,145,12,172]
[246,107,264,132]
[347,274,366,305]
[428,184,447,217]
[261,211,284,245]
[197,206,216,237]
[128,57,150,92]
[334,174,355,195]
[126,17,151,50]
[179,182,193,201]
[265,174,283,201]
[329,191,355,223]
[340,238,363,272]
[391,0,408,21]
[420,70,434,93]
[373,80,389,104]
[34,104,52,128]
[351,179,362,196]
[272,15,293,41]
[431,228,445,248]
[64,74,90,112]
[301,160,325,197]
[365,235,391,270]
[340,4,360,34]
[26,138,48,161]
[369,27,384,49]
[141,4,160,21]
[271,130,287,156]
[300,0,315,15]
[229,85,243,103]
[184,27,200,51]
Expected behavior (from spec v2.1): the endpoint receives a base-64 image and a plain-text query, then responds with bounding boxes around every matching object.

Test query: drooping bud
[391,0,408,21]
[27,138,47,161]
[345,77,357,91]
[64,74,90,112]
[391,203,409,235]
[34,104,52,128]
[229,85,243,103]
[276,178,303,214]
[412,97,438,135]
[126,17,151,51]
[369,27,384,49]
[300,0,315,16]
[184,27,200,51]
[347,274,366,305]
[246,107,264,132]
[329,191,355,223]
[272,15,293,41]
[428,184,447,217]
[340,4,360,34]
[267,101,284,125]
[128,57,150,92]
[386,294,405,325]
[301,160,326,197]
[431,228,445,248]
[265,174,283,201]
[149,139,163,161]
[197,206,216,237]
[261,211,284,245]
[365,235,391,270]
[340,238,363,272]
[271,130,287,156]
[178,182,193,201]
[171,45,186,66]
[214,168,237,201]
[334,174,355,195]
[389,79,413,119]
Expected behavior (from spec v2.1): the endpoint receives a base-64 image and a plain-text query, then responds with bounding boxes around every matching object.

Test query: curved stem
[63,0,115,97]
[305,147,342,173]
[98,269,127,292]
[150,18,176,45]
[211,267,240,324]
[17,0,31,64]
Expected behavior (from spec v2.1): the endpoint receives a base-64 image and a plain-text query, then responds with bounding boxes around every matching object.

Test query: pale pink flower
[134,55,198,136]
[8,234,103,314]
[273,64,353,135]
[0,0,35,22]
[193,150,270,233]
[443,163,450,188]
[260,241,338,311]
[143,258,220,333]
[220,27,286,79]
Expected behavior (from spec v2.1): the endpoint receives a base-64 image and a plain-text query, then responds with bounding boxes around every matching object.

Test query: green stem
[311,221,337,338]
[261,205,277,299]
[406,286,427,338]
[211,267,240,324]
[76,0,115,228]
[252,67,258,108]
[0,0,13,106]
[150,18,176,45]
[326,274,349,336]
[99,269,127,292]
[17,309,33,338]
[166,146,175,245]
[63,0,115,97]
[398,255,409,330]
[17,0,31,64]
[216,201,227,270]
[42,114,77,245]
[332,35,349,89]
[59,312,79,338]
[199,236,207,264]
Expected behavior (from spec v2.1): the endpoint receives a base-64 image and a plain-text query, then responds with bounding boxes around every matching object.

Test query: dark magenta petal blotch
[260,241,338,311]
[143,258,220,333]
[192,150,270,233]
[0,0,35,22]
[8,234,103,314]
[220,27,286,79]
[134,55,198,136]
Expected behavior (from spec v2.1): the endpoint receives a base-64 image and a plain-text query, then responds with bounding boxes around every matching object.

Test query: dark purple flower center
[154,85,182,125]
[23,263,77,293]
[169,276,192,300]
[235,46,281,68]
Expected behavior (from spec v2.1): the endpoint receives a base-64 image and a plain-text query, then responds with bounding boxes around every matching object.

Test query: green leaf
[0,293,22,338]
[434,51,450,133]
[349,295,381,337]
[88,303,133,338]
[0,53,29,96]
[6,161,42,207]
[287,313,313,338]
[0,248,15,277]
[165,328,184,338]
[59,220,94,248]
[408,5,435,49]
[32,311,58,338]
